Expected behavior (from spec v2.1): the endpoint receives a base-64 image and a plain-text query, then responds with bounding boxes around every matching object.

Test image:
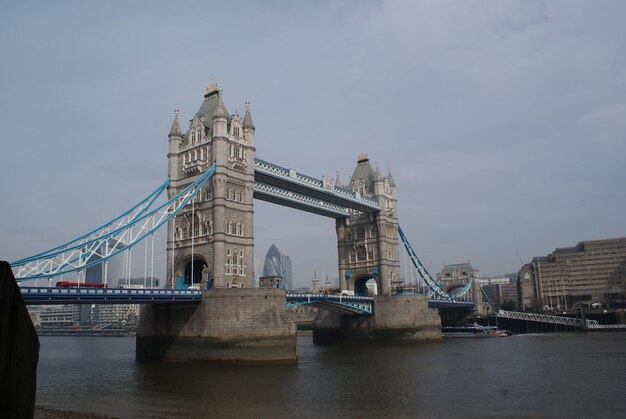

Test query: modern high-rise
[518,237,626,310]
[262,244,293,290]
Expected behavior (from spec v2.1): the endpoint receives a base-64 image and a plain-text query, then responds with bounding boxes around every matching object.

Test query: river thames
[36,333,625,418]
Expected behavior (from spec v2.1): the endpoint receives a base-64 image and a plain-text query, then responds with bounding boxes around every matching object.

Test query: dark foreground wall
[0,261,39,419]
[137,288,297,364]
[313,294,442,344]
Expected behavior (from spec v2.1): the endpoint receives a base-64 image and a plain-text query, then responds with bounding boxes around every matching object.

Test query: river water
[36,333,625,418]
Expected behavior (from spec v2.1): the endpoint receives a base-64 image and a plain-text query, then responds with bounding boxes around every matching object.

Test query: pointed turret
[243,99,255,131]
[374,161,383,182]
[374,161,385,196]
[169,108,182,138]
[213,94,229,119]
[386,166,396,188]
[212,94,228,137]
[167,108,183,181]
[243,99,255,146]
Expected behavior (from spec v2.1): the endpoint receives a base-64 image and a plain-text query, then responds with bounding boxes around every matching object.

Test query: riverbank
[35,407,115,418]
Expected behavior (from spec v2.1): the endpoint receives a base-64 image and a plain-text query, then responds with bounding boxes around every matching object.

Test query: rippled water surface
[37,333,626,418]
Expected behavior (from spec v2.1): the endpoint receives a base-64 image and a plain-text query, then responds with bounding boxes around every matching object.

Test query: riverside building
[518,237,626,310]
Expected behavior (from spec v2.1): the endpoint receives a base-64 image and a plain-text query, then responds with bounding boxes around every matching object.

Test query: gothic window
[367,246,374,261]
[356,227,365,240]
[239,250,245,275]
[200,148,204,160]
[226,248,232,274]
[193,220,200,238]
[357,246,366,262]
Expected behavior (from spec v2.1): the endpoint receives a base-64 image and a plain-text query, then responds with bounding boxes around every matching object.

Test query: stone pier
[312,294,441,344]
[136,288,297,364]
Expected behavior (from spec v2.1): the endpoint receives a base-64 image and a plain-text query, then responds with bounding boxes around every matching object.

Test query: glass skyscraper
[262,244,293,290]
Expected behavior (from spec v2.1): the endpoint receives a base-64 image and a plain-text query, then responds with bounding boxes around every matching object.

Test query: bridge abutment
[136,288,297,364]
[312,294,441,344]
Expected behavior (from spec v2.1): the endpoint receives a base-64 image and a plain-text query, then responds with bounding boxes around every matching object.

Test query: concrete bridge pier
[312,294,441,344]
[136,288,297,364]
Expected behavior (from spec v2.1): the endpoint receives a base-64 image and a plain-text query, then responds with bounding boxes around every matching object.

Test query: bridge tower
[336,151,400,296]
[166,82,255,289]
[138,84,295,364]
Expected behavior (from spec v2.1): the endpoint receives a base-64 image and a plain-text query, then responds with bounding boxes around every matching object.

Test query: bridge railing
[254,158,380,209]
[497,310,599,328]
[20,286,202,304]
[254,182,350,217]
[286,293,374,315]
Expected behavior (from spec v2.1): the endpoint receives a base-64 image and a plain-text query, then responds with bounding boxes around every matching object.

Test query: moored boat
[442,323,512,338]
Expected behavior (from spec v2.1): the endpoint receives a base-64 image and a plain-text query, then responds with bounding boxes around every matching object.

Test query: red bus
[55,281,105,288]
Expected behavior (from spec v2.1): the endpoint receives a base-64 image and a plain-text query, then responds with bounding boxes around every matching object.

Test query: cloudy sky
[2,1,625,288]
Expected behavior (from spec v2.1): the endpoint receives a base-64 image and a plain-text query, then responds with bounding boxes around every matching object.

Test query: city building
[436,262,482,301]
[262,244,293,290]
[84,238,126,284]
[32,305,77,329]
[311,272,320,293]
[437,262,488,314]
[482,279,518,310]
[518,237,626,310]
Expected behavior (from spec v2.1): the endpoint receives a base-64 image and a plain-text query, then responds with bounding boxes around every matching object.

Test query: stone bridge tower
[166,82,255,289]
[336,152,400,296]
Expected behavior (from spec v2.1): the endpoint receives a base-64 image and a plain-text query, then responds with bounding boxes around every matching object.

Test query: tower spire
[213,95,228,119]
[168,107,182,138]
[374,160,383,181]
[243,98,255,131]
[386,166,396,187]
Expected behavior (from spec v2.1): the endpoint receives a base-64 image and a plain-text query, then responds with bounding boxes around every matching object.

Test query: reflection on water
[37,334,626,418]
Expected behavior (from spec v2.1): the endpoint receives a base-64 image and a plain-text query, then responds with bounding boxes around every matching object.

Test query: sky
[1,0,625,288]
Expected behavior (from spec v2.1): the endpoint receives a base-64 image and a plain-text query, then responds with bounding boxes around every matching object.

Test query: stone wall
[313,294,441,344]
[137,288,296,364]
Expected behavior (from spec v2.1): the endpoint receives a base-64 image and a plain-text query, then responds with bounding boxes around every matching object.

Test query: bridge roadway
[19,287,475,314]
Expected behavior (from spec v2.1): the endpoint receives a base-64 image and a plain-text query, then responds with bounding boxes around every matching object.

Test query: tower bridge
[10,83,476,364]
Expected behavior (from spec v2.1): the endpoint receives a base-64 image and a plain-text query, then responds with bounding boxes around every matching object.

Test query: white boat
[442,323,512,338]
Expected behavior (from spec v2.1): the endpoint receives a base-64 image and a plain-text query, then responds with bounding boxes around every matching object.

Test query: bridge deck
[20,286,202,305]
[20,287,477,314]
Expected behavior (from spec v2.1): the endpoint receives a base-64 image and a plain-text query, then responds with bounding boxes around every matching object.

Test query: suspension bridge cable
[12,164,216,281]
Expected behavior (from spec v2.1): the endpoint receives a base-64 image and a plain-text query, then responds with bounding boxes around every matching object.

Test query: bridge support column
[136,288,296,364]
[312,294,441,344]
